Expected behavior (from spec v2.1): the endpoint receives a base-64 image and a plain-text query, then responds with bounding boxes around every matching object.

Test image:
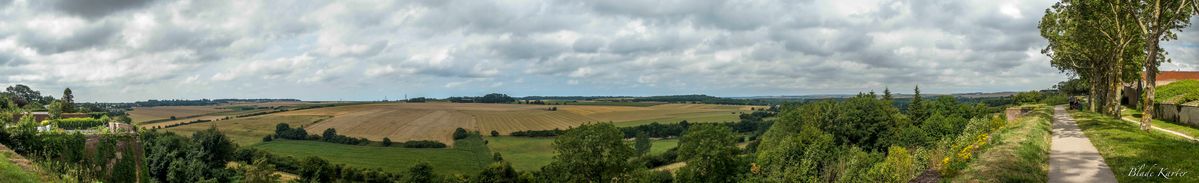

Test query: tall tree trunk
[1089,78,1098,112]
[1140,37,1160,132]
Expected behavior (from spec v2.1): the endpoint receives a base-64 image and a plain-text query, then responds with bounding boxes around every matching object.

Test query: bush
[490,130,500,137]
[401,140,447,148]
[262,135,273,142]
[382,138,392,147]
[510,129,563,137]
[453,128,469,140]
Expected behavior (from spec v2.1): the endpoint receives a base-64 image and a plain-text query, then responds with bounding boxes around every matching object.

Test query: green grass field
[485,136,678,171]
[953,105,1051,182]
[251,137,492,175]
[0,151,40,183]
[1073,111,1199,182]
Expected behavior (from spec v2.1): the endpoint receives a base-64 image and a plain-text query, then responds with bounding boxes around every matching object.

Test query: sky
[1,0,1198,102]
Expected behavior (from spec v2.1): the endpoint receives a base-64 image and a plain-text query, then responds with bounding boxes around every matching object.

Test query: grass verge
[1073,111,1199,182]
[951,105,1051,182]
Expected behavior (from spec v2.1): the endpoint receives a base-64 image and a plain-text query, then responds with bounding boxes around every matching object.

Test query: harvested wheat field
[250,102,754,145]
[128,106,229,123]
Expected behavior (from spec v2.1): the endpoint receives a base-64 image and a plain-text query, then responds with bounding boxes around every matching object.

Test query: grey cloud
[16,21,118,54]
[50,0,158,18]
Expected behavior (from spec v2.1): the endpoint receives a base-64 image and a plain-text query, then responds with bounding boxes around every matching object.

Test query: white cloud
[5,0,1193,102]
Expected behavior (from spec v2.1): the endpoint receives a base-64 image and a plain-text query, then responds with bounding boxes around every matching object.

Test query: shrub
[382,138,392,147]
[262,135,273,142]
[453,128,469,140]
[401,140,447,148]
[490,130,500,137]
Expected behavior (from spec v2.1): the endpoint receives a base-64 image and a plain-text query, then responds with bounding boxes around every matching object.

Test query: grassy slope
[952,105,1051,182]
[485,136,679,171]
[1073,111,1199,182]
[1121,108,1199,137]
[252,137,492,175]
[1155,80,1199,104]
[0,152,39,183]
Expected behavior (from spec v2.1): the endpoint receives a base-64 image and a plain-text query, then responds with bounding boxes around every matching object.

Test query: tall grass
[951,105,1051,182]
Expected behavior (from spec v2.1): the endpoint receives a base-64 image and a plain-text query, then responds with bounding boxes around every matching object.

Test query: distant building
[1123,71,1199,105]
[107,122,135,133]
[1155,71,1199,86]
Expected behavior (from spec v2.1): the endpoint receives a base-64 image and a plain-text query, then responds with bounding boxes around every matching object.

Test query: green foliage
[274,123,309,140]
[634,132,651,156]
[908,86,928,122]
[453,128,470,140]
[242,158,280,183]
[865,146,917,183]
[473,162,522,183]
[192,127,237,169]
[675,124,742,183]
[753,123,837,182]
[60,88,74,113]
[539,123,635,182]
[47,100,63,120]
[300,156,335,182]
[1155,80,1199,104]
[828,96,908,151]
[54,117,107,130]
[382,137,392,146]
[1011,91,1044,104]
[406,162,436,183]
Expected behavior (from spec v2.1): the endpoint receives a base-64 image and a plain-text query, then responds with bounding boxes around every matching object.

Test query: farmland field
[162,115,331,145]
[161,102,755,146]
[252,137,492,175]
[128,106,229,123]
[484,136,679,171]
[277,102,754,145]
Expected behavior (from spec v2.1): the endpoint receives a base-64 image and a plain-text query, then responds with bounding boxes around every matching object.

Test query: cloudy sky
[1,0,1197,102]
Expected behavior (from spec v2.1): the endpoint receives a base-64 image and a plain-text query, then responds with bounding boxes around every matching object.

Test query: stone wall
[1152,103,1199,127]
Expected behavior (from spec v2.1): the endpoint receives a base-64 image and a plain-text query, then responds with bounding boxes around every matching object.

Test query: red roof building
[1156,71,1199,86]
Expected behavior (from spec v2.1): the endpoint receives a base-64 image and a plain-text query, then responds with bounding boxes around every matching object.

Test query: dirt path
[1118,116,1198,141]
[1048,105,1117,183]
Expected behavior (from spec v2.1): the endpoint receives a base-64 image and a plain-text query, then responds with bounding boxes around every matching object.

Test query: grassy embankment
[0,151,41,183]
[485,136,679,171]
[952,105,1052,182]
[252,135,493,175]
[1073,111,1199,182]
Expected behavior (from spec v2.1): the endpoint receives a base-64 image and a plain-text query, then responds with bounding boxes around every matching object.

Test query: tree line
[1040,0,1197,131]
[272,123,448,148]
